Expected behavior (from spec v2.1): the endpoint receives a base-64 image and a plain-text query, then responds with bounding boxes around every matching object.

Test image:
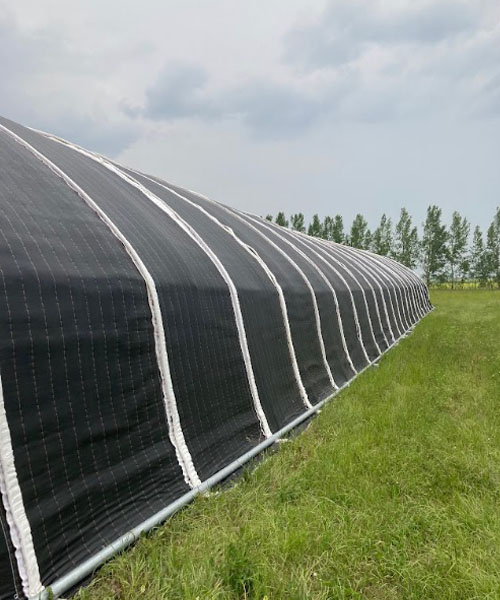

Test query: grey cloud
[222,82,322,138]
[139,63,324,138]
[0,15,143,155]
[142,63,210,120]
[470,73,500,118]
[373,2,478,44]
[285,0,480,69]
[279,0,500,125]
[0,17,68,79]
[0,17,65,123]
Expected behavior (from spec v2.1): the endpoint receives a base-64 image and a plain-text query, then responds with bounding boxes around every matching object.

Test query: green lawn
[77,291,500,600]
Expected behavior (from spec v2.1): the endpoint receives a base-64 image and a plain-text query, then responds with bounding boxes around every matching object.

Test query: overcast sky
[1,0,499,232]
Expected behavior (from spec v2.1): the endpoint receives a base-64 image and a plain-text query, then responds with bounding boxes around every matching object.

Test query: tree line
[264,206,500,288]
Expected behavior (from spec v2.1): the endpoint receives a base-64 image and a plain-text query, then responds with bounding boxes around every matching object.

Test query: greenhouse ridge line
[177,187,387,370]
[304,236,383,355]
[338,244,409,334]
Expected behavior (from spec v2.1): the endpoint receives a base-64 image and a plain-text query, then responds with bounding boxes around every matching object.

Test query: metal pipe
[33,306,432,600]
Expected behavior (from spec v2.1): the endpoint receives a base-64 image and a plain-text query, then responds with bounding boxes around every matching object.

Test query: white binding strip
[324,242,404,338]
[378,253,428,312]
[339,245,427,325]
[363,250,426,321]
[372,252,429,316]
[332,243,406,337]
[296,232,382,356]
[369,252,428,320]
[0,122,201,489]
[387,256,431,316]
[357,250,419,324]
[363,253,419,329]
[129,172,313,408]
[403,269,426,318]
[0,373,43,598]
[242,214,358,376]
[350,244,429,321]
[352,250,417,328]
[0,507,22,599]
[365,253,419,325]
[316,239,395,345]
[262,226,372,365]
[350,247,411,333]
[333,243,400,340]
[133,174,337,392]
[331,243,409,334]
[40,138,274,435]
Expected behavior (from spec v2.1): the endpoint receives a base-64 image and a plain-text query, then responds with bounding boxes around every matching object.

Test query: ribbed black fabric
[0,116,432,599]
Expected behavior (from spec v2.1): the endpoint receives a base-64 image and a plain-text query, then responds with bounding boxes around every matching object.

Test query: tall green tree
[324,215,346,243]
[322,216,334,241]
[372,214,393,256]
[331,215,345,243]
[364,229,373,251]
[275,212,289,228]
[486,208,500,287]
[421,205,448,284]
[308,214,323,237]
[392,208,419,268]
[447,211,470,288]
[290,213,305,233]
[470,226,488,287]
[349,214,369,249]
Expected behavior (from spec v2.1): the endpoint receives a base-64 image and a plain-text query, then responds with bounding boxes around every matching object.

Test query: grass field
[77,291,500,600]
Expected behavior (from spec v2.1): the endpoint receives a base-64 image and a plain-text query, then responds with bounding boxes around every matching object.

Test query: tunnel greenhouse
[0,116,432,599]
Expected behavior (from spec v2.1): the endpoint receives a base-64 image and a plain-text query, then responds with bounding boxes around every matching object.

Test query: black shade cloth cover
[0,116,432,600]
